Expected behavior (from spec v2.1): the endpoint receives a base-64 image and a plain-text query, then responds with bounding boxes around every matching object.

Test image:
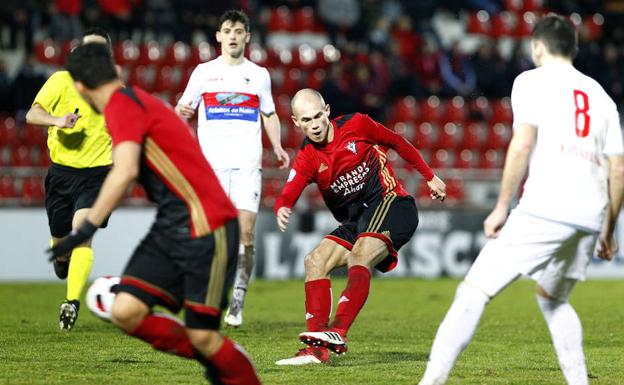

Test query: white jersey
[178,56,275,169]
[512,62,624,232]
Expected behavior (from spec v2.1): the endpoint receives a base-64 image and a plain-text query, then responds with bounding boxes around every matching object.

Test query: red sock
[208,337,261,385]
[130,312,198,360]
[331,265,371,336]
[305,279,332,332]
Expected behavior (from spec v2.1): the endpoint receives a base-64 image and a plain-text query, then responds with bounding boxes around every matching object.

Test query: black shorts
[118,219,239,330]
[326,194,419,273]
[45,163,110,238]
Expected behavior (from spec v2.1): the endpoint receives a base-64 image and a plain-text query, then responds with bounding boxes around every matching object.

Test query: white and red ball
[86,276,120,321]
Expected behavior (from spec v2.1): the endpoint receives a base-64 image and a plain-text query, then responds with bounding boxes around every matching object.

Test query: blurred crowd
[1,0,624,124]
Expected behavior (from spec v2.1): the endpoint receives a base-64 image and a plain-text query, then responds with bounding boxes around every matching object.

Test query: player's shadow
[108,358,157,364]
[332,350,429,367]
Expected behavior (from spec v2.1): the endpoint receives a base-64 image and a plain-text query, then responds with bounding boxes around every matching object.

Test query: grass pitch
[0,278,622,385]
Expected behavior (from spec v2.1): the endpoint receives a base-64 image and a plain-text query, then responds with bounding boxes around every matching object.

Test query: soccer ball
[86,276,120,322]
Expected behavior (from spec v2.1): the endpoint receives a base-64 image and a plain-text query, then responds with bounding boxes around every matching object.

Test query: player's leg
[45,168,73,281]
[223,168,261,327]
[225,209,256,327]
[534,232,595,385]
[185,219,261,384]
[419,212,578,384]
[276,238,349,365]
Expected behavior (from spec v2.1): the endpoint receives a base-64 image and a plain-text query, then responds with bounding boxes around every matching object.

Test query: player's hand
[427,175,446,202]
[597,234,617,261]
[46,221,98,261]
[175,102,195,120]
[276,206,292,232]
[483,205,508,238]
[274,146,290,169]
[56,112,81,128]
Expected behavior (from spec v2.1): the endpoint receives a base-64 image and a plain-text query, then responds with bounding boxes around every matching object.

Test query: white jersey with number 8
[512,62,624,232]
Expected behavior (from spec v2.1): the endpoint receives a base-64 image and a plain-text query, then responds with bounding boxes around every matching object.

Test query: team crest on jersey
[318,163,328,173]
[244,77,250,85]
[345,141,357,154]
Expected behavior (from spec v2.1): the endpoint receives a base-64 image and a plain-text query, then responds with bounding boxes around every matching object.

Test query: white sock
[537,295,588,385]
[231,245,254,306]
[419,282,490,385]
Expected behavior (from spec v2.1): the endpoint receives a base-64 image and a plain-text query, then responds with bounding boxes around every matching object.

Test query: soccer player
[175,9,290,328]
[418,15,624,385]
[26,28,113,330]
[274,89,446,365]
[50,43,262,384]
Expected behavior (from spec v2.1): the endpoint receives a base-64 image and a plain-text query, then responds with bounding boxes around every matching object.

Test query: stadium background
[1,0,623,280]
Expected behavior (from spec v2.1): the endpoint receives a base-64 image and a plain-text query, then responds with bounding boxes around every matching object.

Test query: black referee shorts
[118,219,239,330]
[326,194,419,272]
[44,163,110,238]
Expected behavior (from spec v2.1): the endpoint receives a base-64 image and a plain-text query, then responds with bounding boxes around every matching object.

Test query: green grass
[1,279,623,385]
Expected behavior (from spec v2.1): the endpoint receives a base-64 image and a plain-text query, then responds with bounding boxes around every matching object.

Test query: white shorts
[213,168,262,214]
[465,210,597,300]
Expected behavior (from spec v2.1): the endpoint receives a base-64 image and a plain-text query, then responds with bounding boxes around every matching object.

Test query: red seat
[584,14,604,41]
[461,122,487,150]
[468,96,492,121]
[114,40,140,66]
[421,96,445,123]
[153,66,179,93]
[22,124,47,147]
[455,149,479,169]
[413,122,437,149]
[436,122,462,149]
[466,11,492,35]
[392,121,415,143]
[491,11,518,38]
[10,146,32,167]
[138,41,164,66]
[20,177,45,205]
[503,0,523,11]
[293,44,320,69]
[491,97,513,123]
[190,42,215,65]
[281,68,303,94]
[0,117,20,148]
[429,148,454,169]
[0,176,17,198]
[445,179,466,204]
[308,68,326,89]
[389,96,420,124]
[164,41,191,67]
[129,184,147,199]
[522,0,544,12]
[515,12,537,38]
[268,6,293,32]
[247,43,269,67]
[479,149,505,169]
[444,96,468,123]
[487,123,512,149]
[128,65,155,92]
[34,39,61,64]
[293,6,322,32]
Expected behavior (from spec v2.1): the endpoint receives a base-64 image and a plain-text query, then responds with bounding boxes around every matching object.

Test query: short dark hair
[66,43,117,89]
[218,9,250,32]
[82,27,112,52]
[532,14,578,58]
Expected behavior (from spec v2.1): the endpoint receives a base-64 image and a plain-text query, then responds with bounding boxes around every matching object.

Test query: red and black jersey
[105,86,238,238]
[275,113,434,223]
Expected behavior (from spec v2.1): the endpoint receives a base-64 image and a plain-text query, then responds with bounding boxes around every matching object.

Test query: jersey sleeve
[104,92,148,146]
[511,72,539,128]
[358,113,435,181]
[603,105,624,156]
[32,71,65,112]
[258,68,276,115]
[274,148,315,213]
[177,65,204,109]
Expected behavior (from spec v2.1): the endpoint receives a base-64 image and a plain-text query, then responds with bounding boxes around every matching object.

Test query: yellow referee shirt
[33,71,112,168]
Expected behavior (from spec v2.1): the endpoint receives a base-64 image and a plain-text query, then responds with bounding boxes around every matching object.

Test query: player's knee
[187,329,222,356]
[304,249,329,278]
[110,294,148,332]
[240,229,254,246]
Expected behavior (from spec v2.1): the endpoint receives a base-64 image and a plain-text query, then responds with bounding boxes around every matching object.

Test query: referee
[26,28,113,330]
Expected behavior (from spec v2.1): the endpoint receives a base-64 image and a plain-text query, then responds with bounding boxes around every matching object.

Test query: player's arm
[175,66,202,119]
[261,112,290,169]
[599,155,624,260]
[274,154,313,232]
[484,123,536,238]
[26,103,81,129]
[364,114,446,200]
